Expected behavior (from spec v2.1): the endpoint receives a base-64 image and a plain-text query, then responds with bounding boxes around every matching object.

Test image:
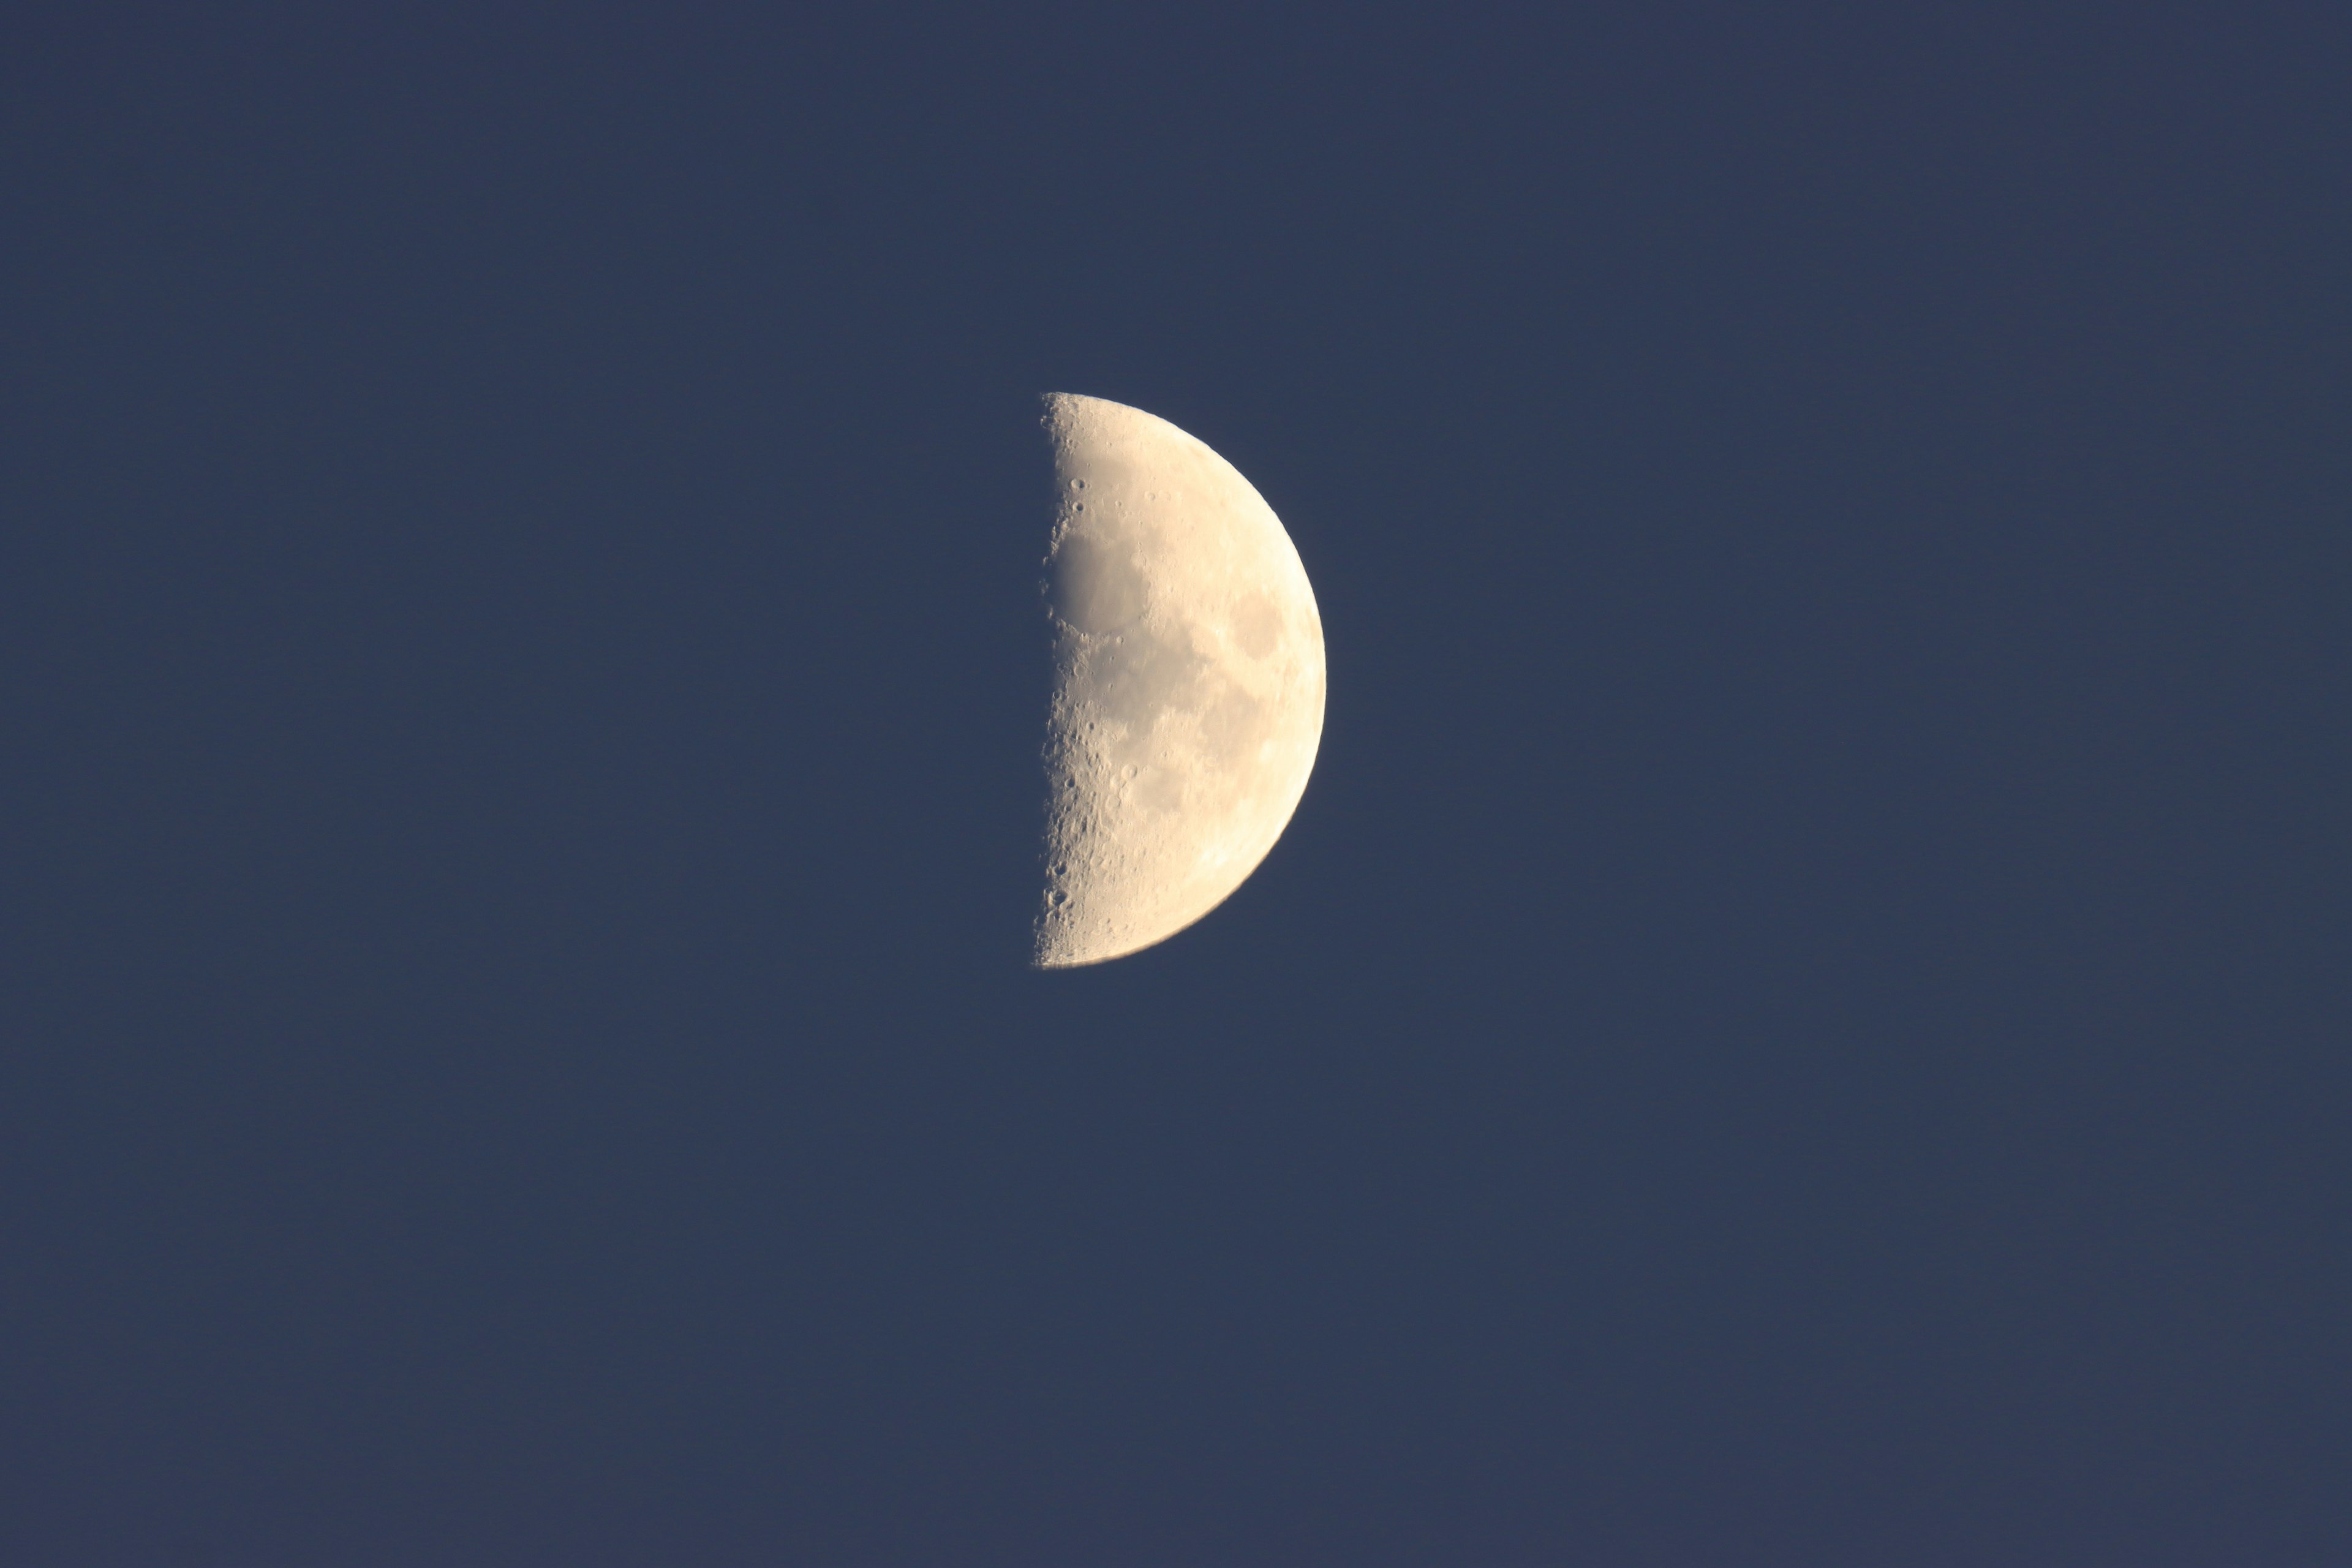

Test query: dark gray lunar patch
[1050,531,1148,635]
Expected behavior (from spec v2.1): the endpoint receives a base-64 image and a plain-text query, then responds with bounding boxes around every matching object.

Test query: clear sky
[4,5,2346,1564]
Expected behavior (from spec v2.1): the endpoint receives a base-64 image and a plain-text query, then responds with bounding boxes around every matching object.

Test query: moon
[1035,393,1326,968]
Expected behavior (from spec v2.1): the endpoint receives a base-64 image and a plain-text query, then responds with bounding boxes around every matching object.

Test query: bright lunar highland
[1035,393,1325,968]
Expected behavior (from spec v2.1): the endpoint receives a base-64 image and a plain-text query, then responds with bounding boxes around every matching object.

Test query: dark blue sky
[4,5,2347,1564]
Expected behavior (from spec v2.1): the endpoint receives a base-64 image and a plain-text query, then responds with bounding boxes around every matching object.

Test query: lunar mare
[1035,393,1325,968]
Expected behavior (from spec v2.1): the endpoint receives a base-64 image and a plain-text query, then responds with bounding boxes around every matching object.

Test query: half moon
[1035,393,1325,968]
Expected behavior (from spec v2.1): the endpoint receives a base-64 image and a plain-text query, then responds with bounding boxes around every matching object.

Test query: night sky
[4,6,2348,1565]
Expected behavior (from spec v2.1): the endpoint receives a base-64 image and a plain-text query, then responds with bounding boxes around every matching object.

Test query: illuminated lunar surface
[1035,393,1325,968]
